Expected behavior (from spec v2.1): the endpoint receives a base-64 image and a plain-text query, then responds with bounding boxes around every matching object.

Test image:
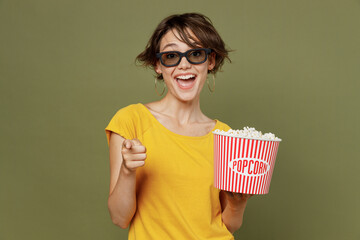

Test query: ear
[155,61,162,75]
[208,52,216,71]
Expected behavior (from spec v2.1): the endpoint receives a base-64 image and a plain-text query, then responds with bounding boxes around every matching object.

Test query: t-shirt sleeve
[105,105,138,145]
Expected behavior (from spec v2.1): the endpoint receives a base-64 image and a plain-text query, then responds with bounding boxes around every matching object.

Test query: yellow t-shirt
[105,103,234,240]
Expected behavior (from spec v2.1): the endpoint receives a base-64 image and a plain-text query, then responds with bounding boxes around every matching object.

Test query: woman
[105,13,252,239]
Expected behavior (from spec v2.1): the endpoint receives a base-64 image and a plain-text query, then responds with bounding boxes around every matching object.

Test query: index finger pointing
[123,139,132,149]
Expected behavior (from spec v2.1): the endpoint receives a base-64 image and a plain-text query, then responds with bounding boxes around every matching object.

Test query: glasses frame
[156,48,212,67]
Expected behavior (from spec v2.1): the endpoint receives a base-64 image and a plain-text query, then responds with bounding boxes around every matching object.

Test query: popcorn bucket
[213,133,281,194]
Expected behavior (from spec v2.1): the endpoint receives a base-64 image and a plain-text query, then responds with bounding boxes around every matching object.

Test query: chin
[175,92,199,103]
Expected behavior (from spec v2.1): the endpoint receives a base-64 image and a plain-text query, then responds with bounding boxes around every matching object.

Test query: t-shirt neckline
[138,103,219,139]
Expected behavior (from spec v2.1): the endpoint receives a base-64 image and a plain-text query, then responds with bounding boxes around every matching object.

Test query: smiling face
[155,29,215,103]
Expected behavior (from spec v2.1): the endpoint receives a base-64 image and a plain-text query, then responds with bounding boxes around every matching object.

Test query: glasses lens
[161,52,180,66]
[187,49,206,63]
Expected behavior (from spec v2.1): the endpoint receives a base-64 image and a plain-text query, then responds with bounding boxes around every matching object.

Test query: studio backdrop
[1,0,359,239]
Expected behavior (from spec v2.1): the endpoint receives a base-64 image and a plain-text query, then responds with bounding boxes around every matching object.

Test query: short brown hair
[136,13,231,80]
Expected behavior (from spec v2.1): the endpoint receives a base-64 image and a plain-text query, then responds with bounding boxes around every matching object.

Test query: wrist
[120,164,136,177]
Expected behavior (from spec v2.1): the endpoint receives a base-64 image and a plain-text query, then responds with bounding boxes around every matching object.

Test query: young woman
[105,13,252,239]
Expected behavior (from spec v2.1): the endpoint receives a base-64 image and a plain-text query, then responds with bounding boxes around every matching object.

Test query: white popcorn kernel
[213,127,281,141]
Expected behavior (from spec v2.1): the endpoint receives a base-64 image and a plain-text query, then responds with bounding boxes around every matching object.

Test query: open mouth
[175,74,197,90]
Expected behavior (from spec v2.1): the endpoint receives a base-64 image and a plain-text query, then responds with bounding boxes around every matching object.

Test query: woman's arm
[220,190,253,233]
[107,132,146,228]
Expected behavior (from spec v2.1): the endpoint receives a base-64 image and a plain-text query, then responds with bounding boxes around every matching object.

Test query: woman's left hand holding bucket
[220,191,253,233]
[224,191,253,209]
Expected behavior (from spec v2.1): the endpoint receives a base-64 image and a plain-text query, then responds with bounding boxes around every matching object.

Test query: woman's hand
[220,191,254,233]
[223,191,253,209]
[121,139,147,173]
[108,135,145,228]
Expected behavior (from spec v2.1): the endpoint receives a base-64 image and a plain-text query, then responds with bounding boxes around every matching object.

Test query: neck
[157,93,205,125]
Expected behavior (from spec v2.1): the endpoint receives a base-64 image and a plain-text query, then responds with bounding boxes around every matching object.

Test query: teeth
[176,75,195,80]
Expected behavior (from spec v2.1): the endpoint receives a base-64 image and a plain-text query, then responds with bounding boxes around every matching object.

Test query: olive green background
[1,0,359,239]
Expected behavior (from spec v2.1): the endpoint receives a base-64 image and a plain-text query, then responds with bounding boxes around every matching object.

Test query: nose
[177,55,191,69]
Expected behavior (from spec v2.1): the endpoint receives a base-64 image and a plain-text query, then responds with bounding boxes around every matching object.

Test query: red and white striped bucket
[213,133,281,194]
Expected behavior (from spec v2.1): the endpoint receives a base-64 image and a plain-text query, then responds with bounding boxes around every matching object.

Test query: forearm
[108,165,137,228]
[222,200,248,233]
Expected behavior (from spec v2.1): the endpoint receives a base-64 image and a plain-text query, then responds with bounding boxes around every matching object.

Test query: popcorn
[214,127,281,141]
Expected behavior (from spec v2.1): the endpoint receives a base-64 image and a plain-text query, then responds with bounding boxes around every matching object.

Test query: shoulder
[114,103,143,116]
[110,103,152,128]
[110,103,149,122]
[105,103,151,142]
[215,119,232,131]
